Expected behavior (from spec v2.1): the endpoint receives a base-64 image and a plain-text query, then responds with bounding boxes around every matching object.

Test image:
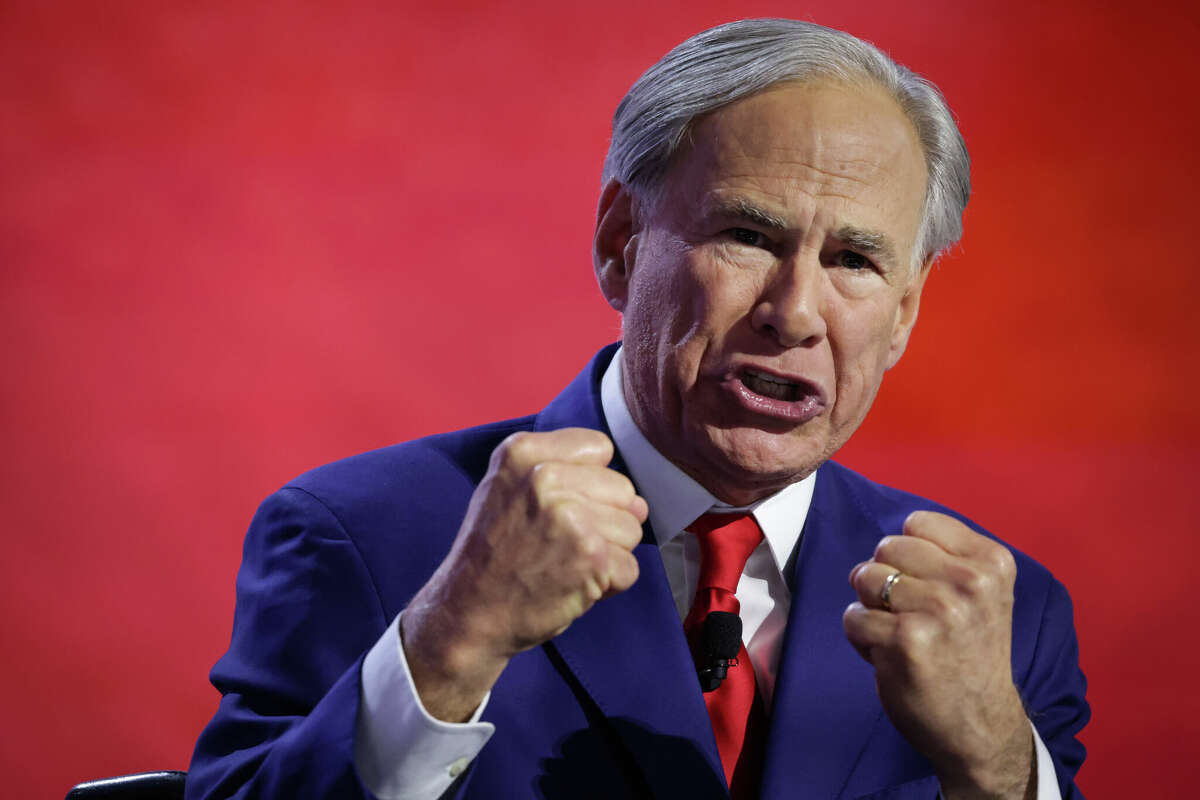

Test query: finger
[572,499,645,551]
[845,602,948,678]
[871,533,955,580]
[850,561,937,614]
[842,601,898,661]
[600,542,640,597]
[564,516,640,601]
[493,428,615,472]
[530,462,648,520]
[902,510,989,558]
[904,511,1017,589]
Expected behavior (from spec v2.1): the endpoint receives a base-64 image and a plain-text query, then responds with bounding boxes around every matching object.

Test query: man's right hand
[400,428,648,722]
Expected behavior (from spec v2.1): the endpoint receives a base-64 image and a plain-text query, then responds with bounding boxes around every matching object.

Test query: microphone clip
[696,610,743,693]
[698,654,739,692]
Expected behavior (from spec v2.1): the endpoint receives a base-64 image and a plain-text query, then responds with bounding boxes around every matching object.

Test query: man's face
[595,80,931,504]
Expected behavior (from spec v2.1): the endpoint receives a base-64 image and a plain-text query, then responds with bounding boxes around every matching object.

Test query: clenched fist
[402,428,648,722]
[843,511,1036,799]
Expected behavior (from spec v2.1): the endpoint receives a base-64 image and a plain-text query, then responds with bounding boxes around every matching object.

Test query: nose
[750,252,827,347]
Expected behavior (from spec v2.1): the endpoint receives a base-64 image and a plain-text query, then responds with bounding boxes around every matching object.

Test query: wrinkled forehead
[658,81,928,240]
[723,87,914,170]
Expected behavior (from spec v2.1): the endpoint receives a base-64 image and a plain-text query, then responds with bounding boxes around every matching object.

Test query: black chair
[65,771,186,800]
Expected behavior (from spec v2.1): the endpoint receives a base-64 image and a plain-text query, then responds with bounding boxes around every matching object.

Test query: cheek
[624,269,685,357]
[683,251,771,353]
[829,302,902,408]
[629,255,731,345]
[625,243,768,385]
[621,259,697,398]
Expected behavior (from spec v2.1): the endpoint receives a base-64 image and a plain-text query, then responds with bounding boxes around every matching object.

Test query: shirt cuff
[354,613,495,799]
[1031,719,1062,800]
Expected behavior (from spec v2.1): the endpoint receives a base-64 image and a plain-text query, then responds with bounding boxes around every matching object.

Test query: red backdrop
[3,1,1198,795]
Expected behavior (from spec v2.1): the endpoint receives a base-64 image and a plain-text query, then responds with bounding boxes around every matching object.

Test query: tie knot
[688,512,764,594]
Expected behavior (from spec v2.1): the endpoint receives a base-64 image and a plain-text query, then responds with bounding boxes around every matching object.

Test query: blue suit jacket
[187,345,1088,799]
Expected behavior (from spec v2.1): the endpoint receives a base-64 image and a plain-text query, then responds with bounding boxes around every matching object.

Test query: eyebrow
[708,198,790,231]
[834,225,900,267]
[706,197,906,269]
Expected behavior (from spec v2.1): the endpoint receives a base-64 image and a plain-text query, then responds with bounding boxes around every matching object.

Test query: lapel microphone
[697,611,742,692]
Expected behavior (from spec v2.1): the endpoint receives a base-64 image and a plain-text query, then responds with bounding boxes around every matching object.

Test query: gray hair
[602,18,971,266]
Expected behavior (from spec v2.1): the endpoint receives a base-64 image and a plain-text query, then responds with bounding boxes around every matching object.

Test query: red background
[3,1,1198,796]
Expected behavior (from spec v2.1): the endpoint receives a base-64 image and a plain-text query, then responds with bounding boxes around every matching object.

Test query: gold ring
[880,570,903,612]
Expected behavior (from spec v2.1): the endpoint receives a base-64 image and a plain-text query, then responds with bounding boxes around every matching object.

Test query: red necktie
[684,513,768,799]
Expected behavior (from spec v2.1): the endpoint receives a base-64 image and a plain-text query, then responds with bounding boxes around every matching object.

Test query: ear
[593,179,639,313]
[885,255,935,370]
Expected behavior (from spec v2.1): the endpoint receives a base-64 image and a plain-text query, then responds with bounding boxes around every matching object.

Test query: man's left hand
[843,510,1036,800]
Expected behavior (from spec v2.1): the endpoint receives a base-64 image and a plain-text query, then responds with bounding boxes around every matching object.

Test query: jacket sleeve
[1021,575,1090,799]
[185,486,390,800]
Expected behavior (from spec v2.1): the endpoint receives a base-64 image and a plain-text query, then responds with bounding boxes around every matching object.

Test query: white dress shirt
[598,348,814,709]
[354,348,1061,799]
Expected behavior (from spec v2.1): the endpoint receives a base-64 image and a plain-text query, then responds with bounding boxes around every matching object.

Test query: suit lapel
[759,463,890,799]
[549,543,728,796]
[533,347,729,797]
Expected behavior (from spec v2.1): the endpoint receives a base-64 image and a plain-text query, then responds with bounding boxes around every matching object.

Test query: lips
[720,365,827,423]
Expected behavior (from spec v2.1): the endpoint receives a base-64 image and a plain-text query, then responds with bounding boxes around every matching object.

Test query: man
[187,19,1088,800]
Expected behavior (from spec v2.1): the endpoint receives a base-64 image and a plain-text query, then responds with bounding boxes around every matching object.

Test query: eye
[725,227,768,248]
[834,250,874,271]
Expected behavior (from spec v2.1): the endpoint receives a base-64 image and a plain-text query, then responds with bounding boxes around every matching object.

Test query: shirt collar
[600,346,816,574]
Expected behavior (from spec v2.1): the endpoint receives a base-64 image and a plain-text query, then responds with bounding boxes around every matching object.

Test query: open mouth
[741,368,808,402]
[722,366,826,423]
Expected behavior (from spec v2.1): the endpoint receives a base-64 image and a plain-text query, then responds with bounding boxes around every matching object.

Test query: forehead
[662,80,928,240]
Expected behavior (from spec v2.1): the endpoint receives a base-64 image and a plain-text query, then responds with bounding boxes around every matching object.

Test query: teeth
[744,369,794,386]
[742,370,799,401]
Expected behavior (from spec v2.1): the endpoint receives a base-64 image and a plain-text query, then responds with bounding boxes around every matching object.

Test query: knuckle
[615,516,642,549]
[931,588,969,627]
[594,546,639,596]
[561,428,613,464]
[587,547,612,583]
[947,599,971,629]
[580,577,603,603]
[926,584,951,614]
[496,431,535,468]
[960,567,988,597]
[990,547,1017,581]
[529,461,560,494]
[894,616,935,653]
[902,509,931,534]
[619,551,640,583]
[945,558,990,597]
[874,536,900,562]
[841,603,857,626]
[851,563,877,595]
[849,564,868,593]
[582,429,614,456]
[549,498,587,535]
[579,530,604,560]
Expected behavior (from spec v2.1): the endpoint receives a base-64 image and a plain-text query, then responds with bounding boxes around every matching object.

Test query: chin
[692,425,827,503]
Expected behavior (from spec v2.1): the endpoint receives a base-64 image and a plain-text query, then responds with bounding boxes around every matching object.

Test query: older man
[187,19,1088,800]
